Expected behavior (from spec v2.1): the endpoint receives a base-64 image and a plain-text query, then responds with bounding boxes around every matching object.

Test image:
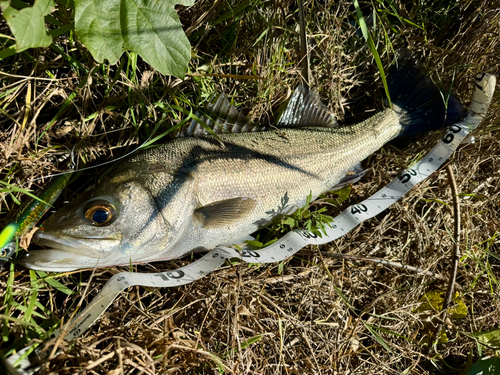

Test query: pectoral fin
[194,197,257,228]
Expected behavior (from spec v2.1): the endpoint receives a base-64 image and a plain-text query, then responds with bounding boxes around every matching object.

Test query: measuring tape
[9,73,496,372]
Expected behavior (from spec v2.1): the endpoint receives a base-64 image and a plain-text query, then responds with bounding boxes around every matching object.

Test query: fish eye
[84,200,116,226]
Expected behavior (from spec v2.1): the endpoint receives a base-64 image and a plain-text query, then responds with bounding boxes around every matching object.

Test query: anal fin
[332,163,366,189]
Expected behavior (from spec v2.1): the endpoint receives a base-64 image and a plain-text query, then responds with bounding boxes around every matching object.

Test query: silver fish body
[22,55,466,271]
[140,108,400,259]
[23,109,400,271]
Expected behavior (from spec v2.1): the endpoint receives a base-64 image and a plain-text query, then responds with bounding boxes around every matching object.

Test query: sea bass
[21,55,465,272]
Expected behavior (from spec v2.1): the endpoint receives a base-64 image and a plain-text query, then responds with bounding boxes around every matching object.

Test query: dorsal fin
[276,85,338,128]
[178,94,266,137]
[179,86,337,138]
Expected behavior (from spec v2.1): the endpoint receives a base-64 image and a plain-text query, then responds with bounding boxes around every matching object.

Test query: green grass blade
[0,86,20,100]
[213,0,251,26]
[0,181,50,206]
[139,117,191,148]
[36,271,76,296]
[36,75,88,142]
[9,301,46,319]
[169,104,223,143]
[364,322,394,353]
[224,335,263,357]
[0,45,18,59]
[2,262,15,343]
[366,322,410,341]
[50,44,89,73]
[353,0,391,108]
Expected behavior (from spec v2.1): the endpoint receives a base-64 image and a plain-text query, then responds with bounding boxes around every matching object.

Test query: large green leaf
[467,357,500,375]
[1,0,54,52]
[75,0,194,78]
[472,328,500,349]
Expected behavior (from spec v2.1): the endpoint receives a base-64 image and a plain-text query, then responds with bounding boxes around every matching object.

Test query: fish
[20,53,465,272]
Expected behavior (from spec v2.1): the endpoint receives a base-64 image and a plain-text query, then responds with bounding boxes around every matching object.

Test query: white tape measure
[9,73,496,372]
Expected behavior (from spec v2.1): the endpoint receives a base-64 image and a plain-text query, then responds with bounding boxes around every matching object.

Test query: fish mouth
[20,232,122,272]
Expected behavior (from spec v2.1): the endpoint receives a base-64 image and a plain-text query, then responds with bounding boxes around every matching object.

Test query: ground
[1,0,499,374]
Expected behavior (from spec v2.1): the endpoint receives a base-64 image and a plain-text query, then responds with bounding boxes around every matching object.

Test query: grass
[1,0,500,374]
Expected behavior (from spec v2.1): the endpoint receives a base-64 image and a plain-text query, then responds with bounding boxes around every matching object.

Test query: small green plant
[1,0,193,78]
[278,192,334,237]
[462,233,500,296]
[247,191,336,249]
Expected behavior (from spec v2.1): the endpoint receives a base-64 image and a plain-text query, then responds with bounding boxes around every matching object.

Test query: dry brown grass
[1,0,500,374]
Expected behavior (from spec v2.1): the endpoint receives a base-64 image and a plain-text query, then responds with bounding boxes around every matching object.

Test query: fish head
[21,172,179,272]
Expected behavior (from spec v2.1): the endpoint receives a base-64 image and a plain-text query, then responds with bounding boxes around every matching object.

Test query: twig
[322,252,462,290]
[428,163,461,353]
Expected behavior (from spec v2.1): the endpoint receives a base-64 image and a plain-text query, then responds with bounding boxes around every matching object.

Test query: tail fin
[389,50,466,137]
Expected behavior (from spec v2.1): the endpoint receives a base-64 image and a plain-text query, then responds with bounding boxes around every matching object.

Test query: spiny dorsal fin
[193,197,257,228]
[178,94,266,137]
[276,85,338,128]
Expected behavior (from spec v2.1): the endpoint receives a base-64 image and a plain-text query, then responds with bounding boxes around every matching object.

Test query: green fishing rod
[0,172,72,269]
